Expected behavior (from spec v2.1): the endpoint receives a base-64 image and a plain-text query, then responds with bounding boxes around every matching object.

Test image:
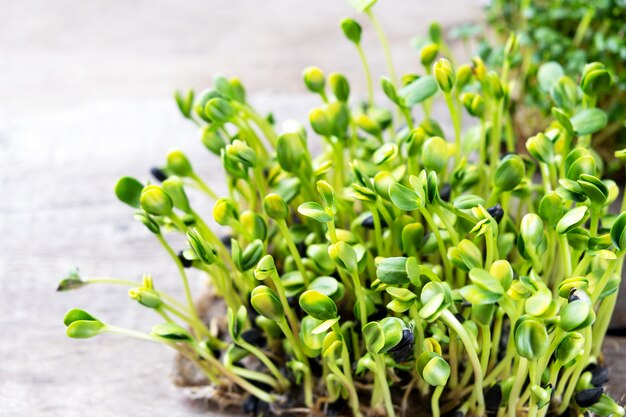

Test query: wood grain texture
[1,0,624,416]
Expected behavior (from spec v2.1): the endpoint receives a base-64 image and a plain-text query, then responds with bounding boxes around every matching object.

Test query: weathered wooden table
[1,0,624,416]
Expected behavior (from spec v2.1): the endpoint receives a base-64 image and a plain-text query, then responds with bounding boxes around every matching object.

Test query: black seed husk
[575,387,604,408]
[178,250,193,268]
[150,166,168,182]
[487,204,504,223]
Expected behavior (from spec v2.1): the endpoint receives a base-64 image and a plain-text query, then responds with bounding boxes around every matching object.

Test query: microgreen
[59,2,626,417]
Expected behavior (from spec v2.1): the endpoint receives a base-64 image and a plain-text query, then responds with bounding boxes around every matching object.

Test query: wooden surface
[1,1,624,416]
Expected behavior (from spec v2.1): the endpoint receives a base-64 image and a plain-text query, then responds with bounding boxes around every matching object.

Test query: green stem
[231,365,281,390]
[155,234,208,339]
[444,93,462,164]
[193,343,276,403]
[351,269,369,328]
[508,357,528,417]
[365,9,397,85]
[190,172,218,200]
[432,385,444,417]
[490,99,503,180]
[236,339,291,390]
[240,103,278,148]
[480,324,491,374]
[369,204,385,256]
[356,43,374,107]
[419,207,453,282]
[573,7,595,47]
[557,327,592,414]
[276,320,312,407]
[276,219,309,286]
[442,310,485,416]
[374,354,396,417]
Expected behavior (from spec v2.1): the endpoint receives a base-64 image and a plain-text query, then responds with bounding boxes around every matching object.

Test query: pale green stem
[190,172,218,200]
[276,219,309,286]
[442,310,485,416]
[508,357,528,417]
[432,385,444,417]
[444,93,462,164]
[351,268,369,328]
[356,43,374,107]
[276,320,313,407]
[365,9,397,85]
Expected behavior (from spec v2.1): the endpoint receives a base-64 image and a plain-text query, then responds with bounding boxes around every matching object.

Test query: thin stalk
[241,103,278,147]
[193,343,276,403]
[276,320,313,407]
[432,385,445,417]
[557,326,593,414]
[442,310,485,416]
[327,359,363,417]
[490,100,503,179]
[374,354,396,417]
[419,207,453,282]
[237,339,290,390]
[365,9,397,85]
[573,7,595,47]
[268,268,301,336]
[155,234,208,339]
[276,219,309,286]
[190,172,218,200]
[351,268,369,328]
[369,203,385,256]
[507,357,528,417]
[480,324,491,374]
[449,330,459,388]
[231,365,281,390]
[356,44,374,107]
[444,93,462,164]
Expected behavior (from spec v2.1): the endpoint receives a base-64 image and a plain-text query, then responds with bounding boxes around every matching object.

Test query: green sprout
[59,2,626,417]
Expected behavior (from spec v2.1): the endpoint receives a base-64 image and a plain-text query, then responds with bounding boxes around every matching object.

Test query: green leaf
[57,269,86,292]
[301,316,325,352]
[317,180,336,214]
[555,332,584,364]
[299,290,338,320]
[376,257,409,285]
[494,154,525,192]
[459,284,502,305]
[251,286,284,322]
[398,75,438,107]
[363,322,385,354]
[524,287,552,317]
[298,201,333,223]
[458,239,483,270]
[551,108,574,136]
[417,351,450,386]
[380,317,404,352]
[559,300,594,331]
[115,176,144,208]
[610,211,626,252]
[570,109,608,136]
[468,268,504,295]
[66,320,106,339]
[64,308,99,327]
[556,206,589,234]
[328,241,358,273]
[390,183,421,211]
[537,62,564,93]
[514,316,548,359]
[152,322,193,341]
[386,287,417,302]
[422,137,449,173]
[312,317,341,335]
